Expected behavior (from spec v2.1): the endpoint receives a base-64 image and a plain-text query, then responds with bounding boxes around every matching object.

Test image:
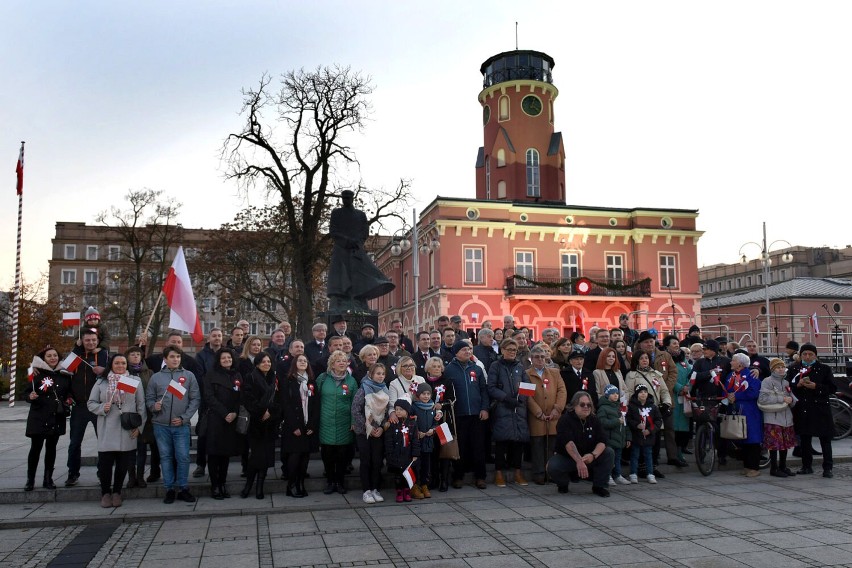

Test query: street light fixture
[738,221,793,354]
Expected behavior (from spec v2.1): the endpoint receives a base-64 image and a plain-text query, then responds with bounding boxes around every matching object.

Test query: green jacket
[672,357,693,433]
[317,372,358,446]
[597,396,627,449]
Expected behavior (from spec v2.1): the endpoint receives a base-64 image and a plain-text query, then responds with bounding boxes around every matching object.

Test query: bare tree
[222,67,412,338]
[95,189,184,346]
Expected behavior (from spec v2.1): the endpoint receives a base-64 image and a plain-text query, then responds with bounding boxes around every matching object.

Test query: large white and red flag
[162,246,203,344]
[15,142,24,195]
[810,312,820,338]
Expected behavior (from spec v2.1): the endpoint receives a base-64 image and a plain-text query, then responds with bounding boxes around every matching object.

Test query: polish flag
[167,379,187,400]
[62,312,81,327]
[436,422,453,445]
[60,352,82,373]
[162,246,203,344]
[810,312,820,338]
[518,382,536,397]
[402,461,416,489]
[116,376,141,394]
[15,142,24,196]
[27,366,34,382]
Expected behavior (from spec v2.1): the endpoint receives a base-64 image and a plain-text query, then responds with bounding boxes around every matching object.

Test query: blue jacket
[445,357,489,417]
[726,370,763,444]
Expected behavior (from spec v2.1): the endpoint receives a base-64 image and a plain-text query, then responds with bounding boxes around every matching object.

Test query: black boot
[126,467,138,489]
[256,471,266,500]
[298,478,308,497]
[240,468,256,499]
[135,467,147,488]
[146,466,160,483]
[24,470,35,492]
[42,469,56,490]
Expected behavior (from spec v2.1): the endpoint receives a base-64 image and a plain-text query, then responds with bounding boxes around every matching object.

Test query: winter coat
[561,365,599,409]
[525,366,566,437]
[650,349,678,392]
[389,375,425,406]
[145,366,201,427]
[691,355,730,399]
[351,382,391,436]
[597,396,628,449]
[69,346,109,405]
[25,368,70,438]
[413,400,439,453]
[316,371,357,446]
[671,353,693,433]
[87,376,147,453]
[487,358,530,443]
[241,369,282,441]
[194,343,218,380]
[129,362,155,444]
[625,369,673,409]
[445,357,489,417]
[724,370,763,444]
[758,374,795,428]
[202,367,243,457]
[789,361,836,437]
[592,368,626,400]
[627,392,661,447]
[280,376,320,454]
[384,416,421,469]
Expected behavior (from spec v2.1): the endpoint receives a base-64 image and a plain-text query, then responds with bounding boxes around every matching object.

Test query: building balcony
[504,268,652,298]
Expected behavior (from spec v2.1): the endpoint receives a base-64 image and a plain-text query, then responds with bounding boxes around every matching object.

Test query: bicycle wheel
[695,423,716,476]
[830,396,852,440]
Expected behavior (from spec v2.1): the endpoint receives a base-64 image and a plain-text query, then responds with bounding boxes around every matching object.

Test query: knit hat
[799,343,818,356]
[416,382,432,396]
[786,340,799,351]
[84,306,100,321]
[451,340,470,355]
[393,399,412,414]
[604,384,619,397]
[769,358,786,371]
[634,384,649,394]
[704,339,720,353]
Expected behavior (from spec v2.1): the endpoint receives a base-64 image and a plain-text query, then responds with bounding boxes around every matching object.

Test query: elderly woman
[625,350,673,476]
[789,344,836,477]
[725,352,763,477]
[526,347,567,484]
[317,350,358,494]
[546,391,614,497]
[592,347,626,400]
[354,344,380,385]
[688,342,705,365]
[389,356,424,404]
[88,354,146,508]
[487,339,531,487]
[759,358,796,477]
[668,341,694,462]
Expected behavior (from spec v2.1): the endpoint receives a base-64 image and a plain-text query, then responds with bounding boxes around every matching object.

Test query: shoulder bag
[438,400,460,460]
[720,407,747,440]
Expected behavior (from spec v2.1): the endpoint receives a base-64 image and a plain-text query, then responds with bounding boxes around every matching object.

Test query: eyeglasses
[503,347,518,352]
[577,403,592,408]
[400,364,415,368]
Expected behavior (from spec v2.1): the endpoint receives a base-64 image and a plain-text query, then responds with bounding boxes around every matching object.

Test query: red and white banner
[27,366,34,382]
[62,312,80,327]
[436,422,453,445]
[518,382,536,397]
[167,379,187,400]
[162,246,203,344]
[402,461,416,489]
[60,352,82,373]
[810,312,820,338]
[15,142,24,196]
[116,375,141,394]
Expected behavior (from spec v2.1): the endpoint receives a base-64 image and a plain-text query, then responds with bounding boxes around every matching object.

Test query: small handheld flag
[116,376,141,394]
[62,313,80,327]
[60,352,82,373]
[436,422,454,445]
[518,382,536,397]
[167,379,187,400]
[402,461,417,489]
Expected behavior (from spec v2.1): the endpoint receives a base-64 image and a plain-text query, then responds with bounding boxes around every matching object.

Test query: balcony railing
[504,268,652,297]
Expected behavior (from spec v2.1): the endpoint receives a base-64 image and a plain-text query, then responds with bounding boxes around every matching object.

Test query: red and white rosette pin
[575,278,593,296]
[470,371,477,383]
[234,380,241,392]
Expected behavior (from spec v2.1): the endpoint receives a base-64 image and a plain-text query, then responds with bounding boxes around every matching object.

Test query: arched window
[526,148,540,197]
[497,180,507,199]
[499,95,510,121]
[496,148,506,167]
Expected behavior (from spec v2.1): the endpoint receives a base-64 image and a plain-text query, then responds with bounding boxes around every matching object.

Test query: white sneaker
[615,476,631,485]
[629,474,638,484]
[608,477,616,486]
[362,490,375,504]
[647,474,657,484]
[371,489,384,503]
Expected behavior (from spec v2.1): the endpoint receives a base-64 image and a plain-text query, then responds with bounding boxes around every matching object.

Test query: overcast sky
[4,0,852,286]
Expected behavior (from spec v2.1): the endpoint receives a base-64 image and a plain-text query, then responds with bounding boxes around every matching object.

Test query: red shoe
[396,489,404,503]
[403,488,412,502]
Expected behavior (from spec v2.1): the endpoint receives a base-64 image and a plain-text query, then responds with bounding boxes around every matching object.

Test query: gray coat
[87,377,147,453]
[145,367,201,427]
[486,358,530,443]
[758,374,795,427]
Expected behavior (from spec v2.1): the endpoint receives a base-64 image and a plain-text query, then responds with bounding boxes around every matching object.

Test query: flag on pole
[60,352,82,373]
[167,379,187,399]
[15,142,24,195]
[811,312,820,337]
[116,375,141,394]
[162,246,203,344]
[436,422,453,445]
[27,366,34,382]
[518,382,536,397]
[402,461,416,489]
[62,312,81,327]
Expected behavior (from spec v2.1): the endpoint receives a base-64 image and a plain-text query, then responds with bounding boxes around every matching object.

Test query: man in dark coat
[789,344,836,477]
[690,339,730,399]
[390,319,414,353]
[744,339,771,380]
[583,328,628,375]
[412,331,438,377]
[562,350,598,409]
[473,328,498,374]
[304,323,330,369]
[144,331,202,377]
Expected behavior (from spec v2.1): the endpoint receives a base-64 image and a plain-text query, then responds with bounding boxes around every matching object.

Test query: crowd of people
[22,309,838,507]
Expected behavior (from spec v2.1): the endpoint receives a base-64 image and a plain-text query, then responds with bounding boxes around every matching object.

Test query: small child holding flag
[596,385,631,485]
[384,399,421,502]
[411,383,443,498]
[627,384,662,484]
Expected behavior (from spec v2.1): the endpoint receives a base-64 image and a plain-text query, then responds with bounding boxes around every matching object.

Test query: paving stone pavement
[0,462,851,568]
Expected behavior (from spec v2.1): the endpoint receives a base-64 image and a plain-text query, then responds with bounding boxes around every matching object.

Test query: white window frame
[659,254,677,289]
[108,245,121,261]
[106,270,120,288]
[202,321,216,335]
[61,269,76,285]
[497,180,507,199]
[64,244,76,260]
[526,148,540,197]
[86,245,98,261]
[515,250,535,287]
[560,251,580,280]
[464,247,484,285]
[605,254,624,285]
[83,269,99,286]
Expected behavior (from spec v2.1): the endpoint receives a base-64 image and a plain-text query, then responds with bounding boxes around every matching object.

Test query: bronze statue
[327,190,395,313]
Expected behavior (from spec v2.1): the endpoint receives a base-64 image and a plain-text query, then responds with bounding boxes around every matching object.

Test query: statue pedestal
[321,309,379,336]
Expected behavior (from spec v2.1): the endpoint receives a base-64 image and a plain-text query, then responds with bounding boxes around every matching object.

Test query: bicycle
[830,394,852,440]
[690,396,723,476]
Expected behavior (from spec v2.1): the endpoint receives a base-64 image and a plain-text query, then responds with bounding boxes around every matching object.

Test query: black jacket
[384,415,420,469]
[789,361,836,437]
[560,365,599,409]
[280,376,320,453]
[241,369,282,441]
[202,367,243,457]
[69,346,109,405]
[25,369,70,438]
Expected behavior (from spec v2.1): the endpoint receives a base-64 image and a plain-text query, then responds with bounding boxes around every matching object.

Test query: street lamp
[738,221,793,354]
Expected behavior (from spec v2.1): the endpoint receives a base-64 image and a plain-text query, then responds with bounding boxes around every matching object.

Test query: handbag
[720,412,747,440]
[120,412,143,431]
[680,396,693,417]
[235,405,251,435]
[438,401,460,460]
[758,401,788,413]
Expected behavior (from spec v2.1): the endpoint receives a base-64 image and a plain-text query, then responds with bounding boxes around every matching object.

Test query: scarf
[107,372,125,406]
[296,372,310,423]
[361,377,387,396]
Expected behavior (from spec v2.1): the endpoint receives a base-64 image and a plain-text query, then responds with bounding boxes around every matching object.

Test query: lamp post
[738,221,792,354]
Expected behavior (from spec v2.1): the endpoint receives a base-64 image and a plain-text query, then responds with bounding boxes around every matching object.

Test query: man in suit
[390,319,414,353]
[304,323,330,369]
[328,315,355,342]
[561,350,598,409]
[412,331,437,377]
[473,328,498,373]
[583,328,628,374]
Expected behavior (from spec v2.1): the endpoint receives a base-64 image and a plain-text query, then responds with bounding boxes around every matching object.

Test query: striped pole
[9,142,24,407]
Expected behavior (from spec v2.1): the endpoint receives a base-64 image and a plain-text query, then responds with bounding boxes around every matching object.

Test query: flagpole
[142,290,164,343]
[9,142,24,408]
